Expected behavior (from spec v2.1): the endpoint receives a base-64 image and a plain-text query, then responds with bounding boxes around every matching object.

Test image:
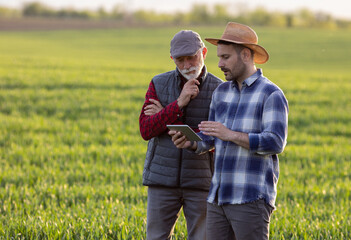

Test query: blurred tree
[173,12,190,25]
[296,8,315,27]
[133,10,173,25]
[98,7,109,19]
[0,7,20,18]
[212,4,231,23]
[111,4,127,20]
[189,4,211,24]
[336,19,351,29]
[56,8,95,19]
[286,13,294,28]
[315,12,337,29]
[22,2,55,17]
[266,11,287,27]
[249,7,271,26]
[0,2,348,29]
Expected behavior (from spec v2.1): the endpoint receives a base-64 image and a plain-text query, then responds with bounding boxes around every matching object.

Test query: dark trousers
[206,199,274,240]
[146,186,208,240]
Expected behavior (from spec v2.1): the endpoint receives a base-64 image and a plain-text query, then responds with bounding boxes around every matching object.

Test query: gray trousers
[146,186,208,240]
[206,199,274,240]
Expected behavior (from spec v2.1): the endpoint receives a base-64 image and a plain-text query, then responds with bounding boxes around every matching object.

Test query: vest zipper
[178,105,187,187]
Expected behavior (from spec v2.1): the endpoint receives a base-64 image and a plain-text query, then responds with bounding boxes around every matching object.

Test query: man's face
[217,44,246,82]
[174,49,205,80]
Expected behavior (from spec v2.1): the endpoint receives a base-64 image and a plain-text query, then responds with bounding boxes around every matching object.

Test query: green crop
[0,26,350,239]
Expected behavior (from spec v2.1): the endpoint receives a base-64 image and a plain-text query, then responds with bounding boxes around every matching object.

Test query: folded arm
[139,81,183,140]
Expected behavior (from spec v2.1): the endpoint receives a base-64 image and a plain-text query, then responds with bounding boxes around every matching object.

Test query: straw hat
[205,22,269,64]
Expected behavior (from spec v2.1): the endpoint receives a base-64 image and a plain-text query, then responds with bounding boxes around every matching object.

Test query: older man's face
[174,49,205,80]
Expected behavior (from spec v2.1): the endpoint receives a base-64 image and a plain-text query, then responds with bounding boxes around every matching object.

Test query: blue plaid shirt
[196,69,288,208]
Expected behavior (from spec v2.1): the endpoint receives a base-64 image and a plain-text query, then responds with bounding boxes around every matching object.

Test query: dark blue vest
[142,67,223,190]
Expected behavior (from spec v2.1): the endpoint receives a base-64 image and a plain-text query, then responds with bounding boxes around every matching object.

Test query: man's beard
[178,57,204,80]
[221,56,246,82]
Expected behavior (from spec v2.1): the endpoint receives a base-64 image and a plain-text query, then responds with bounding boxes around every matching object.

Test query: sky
[1,0,350,20]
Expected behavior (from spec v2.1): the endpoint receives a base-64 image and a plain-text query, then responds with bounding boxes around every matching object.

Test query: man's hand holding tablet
[167,125,202,141]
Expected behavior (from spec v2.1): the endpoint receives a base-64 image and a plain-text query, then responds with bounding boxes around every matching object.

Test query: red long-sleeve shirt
[139,81,184,140]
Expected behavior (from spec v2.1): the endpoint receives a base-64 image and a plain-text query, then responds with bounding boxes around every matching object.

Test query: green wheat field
[0,26,350,239]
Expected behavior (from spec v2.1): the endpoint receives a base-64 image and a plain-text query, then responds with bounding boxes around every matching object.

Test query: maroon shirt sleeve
[139,81,184,140]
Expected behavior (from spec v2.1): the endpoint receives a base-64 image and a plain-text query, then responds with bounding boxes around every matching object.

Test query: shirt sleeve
[139,81,184,140]
[249,90,289,155]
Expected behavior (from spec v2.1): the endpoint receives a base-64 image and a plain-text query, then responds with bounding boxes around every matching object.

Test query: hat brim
[205,38,269,64]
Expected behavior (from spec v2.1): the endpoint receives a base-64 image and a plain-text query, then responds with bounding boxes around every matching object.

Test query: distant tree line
[0,2,350,29]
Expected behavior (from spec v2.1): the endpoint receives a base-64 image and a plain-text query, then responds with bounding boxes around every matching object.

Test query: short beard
[223,55,246,83]
[178,56,204,81]
[179,66,201,80]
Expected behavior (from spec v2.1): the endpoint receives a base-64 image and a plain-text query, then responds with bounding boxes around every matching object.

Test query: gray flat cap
[170,30,204,59]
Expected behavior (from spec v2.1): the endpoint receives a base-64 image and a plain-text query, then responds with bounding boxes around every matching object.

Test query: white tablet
[167,124,202,141]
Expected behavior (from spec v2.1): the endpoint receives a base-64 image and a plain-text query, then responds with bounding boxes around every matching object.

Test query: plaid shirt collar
[231,68,262,88]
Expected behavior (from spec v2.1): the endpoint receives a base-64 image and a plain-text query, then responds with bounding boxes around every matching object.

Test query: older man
[171,22,289,240]
[139,30,222,239]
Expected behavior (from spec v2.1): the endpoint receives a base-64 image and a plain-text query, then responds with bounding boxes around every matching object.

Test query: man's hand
[199,121,250,149]
[198,121,233,141]
[169,130,193,149]
[177,79,200,109]
[144,99,164,116]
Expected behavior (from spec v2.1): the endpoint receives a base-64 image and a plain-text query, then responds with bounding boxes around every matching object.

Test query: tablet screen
[167,125,202,141]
